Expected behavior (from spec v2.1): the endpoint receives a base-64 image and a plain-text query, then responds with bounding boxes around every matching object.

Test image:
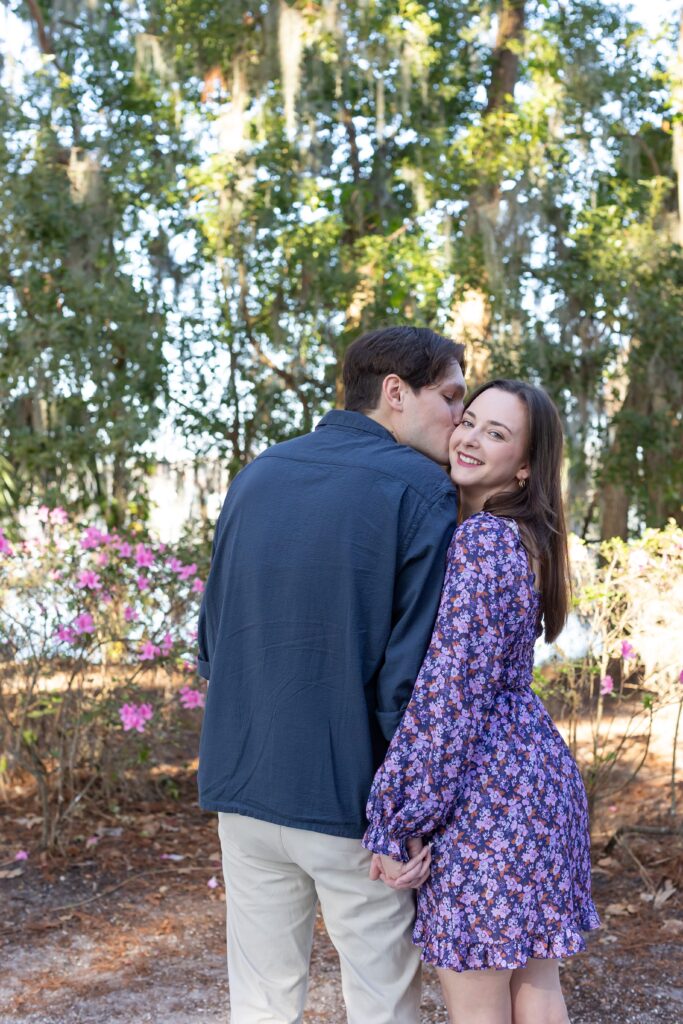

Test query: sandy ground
[2,705,682,1023]
[1,800,682,1024]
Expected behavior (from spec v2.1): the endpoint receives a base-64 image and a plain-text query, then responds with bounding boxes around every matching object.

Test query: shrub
[0,507,208,848]
[548,522,683,816]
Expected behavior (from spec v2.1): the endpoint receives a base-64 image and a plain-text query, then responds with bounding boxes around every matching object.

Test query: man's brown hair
[343,326,466,412]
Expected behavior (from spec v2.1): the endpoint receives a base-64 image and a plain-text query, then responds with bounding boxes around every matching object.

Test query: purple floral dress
[363,512,600,971]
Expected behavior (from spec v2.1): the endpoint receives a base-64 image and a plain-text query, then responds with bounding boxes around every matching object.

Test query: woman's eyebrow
[484,419,512,433]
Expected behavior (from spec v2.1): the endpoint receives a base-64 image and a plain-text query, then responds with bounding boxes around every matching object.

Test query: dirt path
[2,795,682,1024]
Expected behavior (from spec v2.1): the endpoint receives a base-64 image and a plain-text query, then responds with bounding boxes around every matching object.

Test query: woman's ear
[516,463,530,486]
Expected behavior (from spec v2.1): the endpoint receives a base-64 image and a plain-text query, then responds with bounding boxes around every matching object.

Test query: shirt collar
[316,409,397,444]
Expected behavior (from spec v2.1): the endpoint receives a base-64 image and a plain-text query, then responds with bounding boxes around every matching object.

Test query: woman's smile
[455,451,484,467]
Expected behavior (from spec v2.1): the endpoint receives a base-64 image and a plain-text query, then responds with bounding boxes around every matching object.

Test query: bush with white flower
[543,521,683,817]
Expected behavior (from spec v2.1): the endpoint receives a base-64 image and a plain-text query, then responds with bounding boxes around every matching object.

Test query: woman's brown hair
[463,379,570,643]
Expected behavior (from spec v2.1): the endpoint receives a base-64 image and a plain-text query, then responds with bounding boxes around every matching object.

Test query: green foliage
[0,1,192,520]
[0,1,681,537]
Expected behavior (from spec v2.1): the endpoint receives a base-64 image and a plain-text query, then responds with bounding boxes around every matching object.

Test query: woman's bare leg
[437,966,513,1024]
[511,959,570,1024]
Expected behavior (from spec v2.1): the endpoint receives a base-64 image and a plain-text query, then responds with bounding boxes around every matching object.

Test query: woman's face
[448,388,530,509]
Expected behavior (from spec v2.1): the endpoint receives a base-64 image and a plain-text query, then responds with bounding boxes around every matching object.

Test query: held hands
[368,837,431,890]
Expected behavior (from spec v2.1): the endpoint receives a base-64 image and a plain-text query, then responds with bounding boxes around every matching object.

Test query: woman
[363,380,599,1024]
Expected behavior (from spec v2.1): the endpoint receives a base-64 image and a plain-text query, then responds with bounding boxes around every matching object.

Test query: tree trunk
[451,1,526,369]
[600,480,629,540]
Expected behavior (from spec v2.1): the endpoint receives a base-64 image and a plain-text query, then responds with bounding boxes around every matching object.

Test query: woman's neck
[458,492,484,521]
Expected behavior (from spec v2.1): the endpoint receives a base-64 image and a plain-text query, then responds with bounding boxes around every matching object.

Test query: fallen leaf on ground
[606,905,634,921]
[640,879,677,909]
[597,857,620,869]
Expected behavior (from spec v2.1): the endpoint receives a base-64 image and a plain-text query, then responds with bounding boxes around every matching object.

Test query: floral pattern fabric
[363,512,600,971]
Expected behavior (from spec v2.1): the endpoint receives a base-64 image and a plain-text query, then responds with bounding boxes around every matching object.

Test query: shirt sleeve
[197,511,222,680]
[364,515,524,861]
[374,490,458,742]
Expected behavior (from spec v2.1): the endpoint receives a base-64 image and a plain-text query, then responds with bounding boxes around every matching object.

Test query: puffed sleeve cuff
[197,658,210,680]
[362,823,408,862]
[375,708,404,742]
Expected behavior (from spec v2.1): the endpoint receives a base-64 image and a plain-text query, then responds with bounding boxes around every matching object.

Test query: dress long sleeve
[363,514,530,861]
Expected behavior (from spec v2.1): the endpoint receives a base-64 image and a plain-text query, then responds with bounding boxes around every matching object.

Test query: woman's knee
[510,959,569,1024]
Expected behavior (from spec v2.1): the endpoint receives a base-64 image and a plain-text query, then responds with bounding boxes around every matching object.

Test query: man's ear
[382,374,405,412]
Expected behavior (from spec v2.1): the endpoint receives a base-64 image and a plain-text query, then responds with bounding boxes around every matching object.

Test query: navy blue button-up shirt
[197,410,458,838]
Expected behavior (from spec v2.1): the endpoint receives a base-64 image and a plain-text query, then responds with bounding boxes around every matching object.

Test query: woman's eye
[461,418,473,428]
[489,431,503,440]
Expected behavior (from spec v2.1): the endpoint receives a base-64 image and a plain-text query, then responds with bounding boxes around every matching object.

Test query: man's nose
[451,402,465,425]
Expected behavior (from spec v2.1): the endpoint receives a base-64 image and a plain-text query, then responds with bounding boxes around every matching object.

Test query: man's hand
[368,837,431,890]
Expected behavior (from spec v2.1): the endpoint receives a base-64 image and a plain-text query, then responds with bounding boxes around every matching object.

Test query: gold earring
[518,478,527,489]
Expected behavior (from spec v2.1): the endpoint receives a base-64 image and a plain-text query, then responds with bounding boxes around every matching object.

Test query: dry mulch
[1,778,682,1024]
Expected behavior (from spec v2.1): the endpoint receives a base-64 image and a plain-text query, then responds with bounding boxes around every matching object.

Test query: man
[197,325,466,1023]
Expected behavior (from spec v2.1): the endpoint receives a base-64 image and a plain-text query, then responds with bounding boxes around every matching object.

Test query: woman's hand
[369,837,431,890]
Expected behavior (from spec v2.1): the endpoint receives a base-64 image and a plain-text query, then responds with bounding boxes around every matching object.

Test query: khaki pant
[218,812,422,1024]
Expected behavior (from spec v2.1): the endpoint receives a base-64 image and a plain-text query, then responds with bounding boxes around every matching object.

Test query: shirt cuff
[362,823,408,862]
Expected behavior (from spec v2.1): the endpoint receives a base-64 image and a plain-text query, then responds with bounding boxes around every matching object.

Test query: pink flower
[55,624,76,644]
[115,540,132,558]
[15,849,29,861]
[0,530,13,556]
[97,551,109,566]
[73,613,95,635]
[118,702,154,733]
[160,632,173,656]
[192,578,205,593]
[620,641,636,660]
[100,591,113,604]
[600,675,614,695]
[679,669,683,685]
[207,876,218,889]
[178,563,197,581]
[81,526,107,550]
[179,686,205,710]
[136,575,150,591]
[188,627,198,642]
[77,569,103,590]
[135,543,155,568]
[139,640,161,661]
[124,605,139,622]
[166,557,183,573]
[182,660,194,672]
[85,835,99,847]
[50,507,68,525]
[37,505,50,522]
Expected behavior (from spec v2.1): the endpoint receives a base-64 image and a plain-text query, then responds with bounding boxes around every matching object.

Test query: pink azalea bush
[179,686,206,710]
[119,702,154,732]
[600,675,614,696]
[0,506,209,847]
